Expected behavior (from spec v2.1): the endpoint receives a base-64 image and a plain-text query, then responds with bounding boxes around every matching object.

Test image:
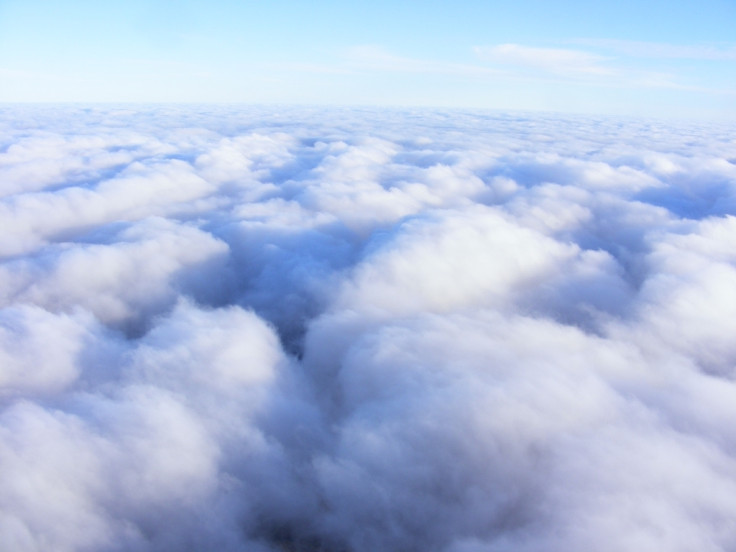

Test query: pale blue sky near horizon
[0,0,734,120]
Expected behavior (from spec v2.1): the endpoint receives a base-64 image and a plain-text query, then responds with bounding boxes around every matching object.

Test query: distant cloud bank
[1,105,736,551]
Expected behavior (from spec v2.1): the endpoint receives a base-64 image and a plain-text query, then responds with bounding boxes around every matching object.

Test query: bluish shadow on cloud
[1,106,736,552]
[634,166,736,219]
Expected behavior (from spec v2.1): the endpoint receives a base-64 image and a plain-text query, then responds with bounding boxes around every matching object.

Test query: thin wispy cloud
[1,0,734,118]
[472,42,735,96]
[344,44,500,77]
[306,42,721,101]
[569,38,736,60]
[474,43,614,76]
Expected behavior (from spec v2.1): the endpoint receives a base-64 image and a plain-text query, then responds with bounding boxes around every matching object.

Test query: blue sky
[0,0,734,119]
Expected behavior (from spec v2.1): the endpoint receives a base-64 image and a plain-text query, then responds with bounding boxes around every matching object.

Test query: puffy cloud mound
[1,105,736,551]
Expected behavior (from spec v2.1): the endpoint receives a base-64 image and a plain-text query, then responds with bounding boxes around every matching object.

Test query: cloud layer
[1,105,736,551]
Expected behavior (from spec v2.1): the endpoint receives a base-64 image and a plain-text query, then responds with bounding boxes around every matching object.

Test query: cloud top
[1,106,736,551]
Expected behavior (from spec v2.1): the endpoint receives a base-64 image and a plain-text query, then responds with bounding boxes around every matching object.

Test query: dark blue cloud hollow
[1,106,736,552]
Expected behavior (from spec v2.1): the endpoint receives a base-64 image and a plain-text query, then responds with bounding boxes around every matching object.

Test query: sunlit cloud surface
[1,105,736,552]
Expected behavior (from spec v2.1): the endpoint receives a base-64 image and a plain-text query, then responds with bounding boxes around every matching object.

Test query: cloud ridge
[1,105,736,551]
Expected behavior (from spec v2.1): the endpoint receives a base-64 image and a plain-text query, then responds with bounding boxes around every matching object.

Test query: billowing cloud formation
[1,105,736,551]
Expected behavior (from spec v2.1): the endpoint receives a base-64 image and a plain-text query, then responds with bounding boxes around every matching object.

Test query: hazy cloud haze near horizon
[0,0,735,119]
[1,105,736,551]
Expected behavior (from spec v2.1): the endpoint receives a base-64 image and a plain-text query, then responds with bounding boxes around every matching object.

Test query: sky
[0,0,735,118]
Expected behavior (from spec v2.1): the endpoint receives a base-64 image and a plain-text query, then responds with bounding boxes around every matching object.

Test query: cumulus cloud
[1,106,736,551]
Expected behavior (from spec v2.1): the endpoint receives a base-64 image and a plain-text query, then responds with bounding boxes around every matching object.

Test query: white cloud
[471,42,734,95]
[1,106,736,551]
[474,43,614,76]
[345,45,500,77]
[0,217,232,333]
[568,39,736,60]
